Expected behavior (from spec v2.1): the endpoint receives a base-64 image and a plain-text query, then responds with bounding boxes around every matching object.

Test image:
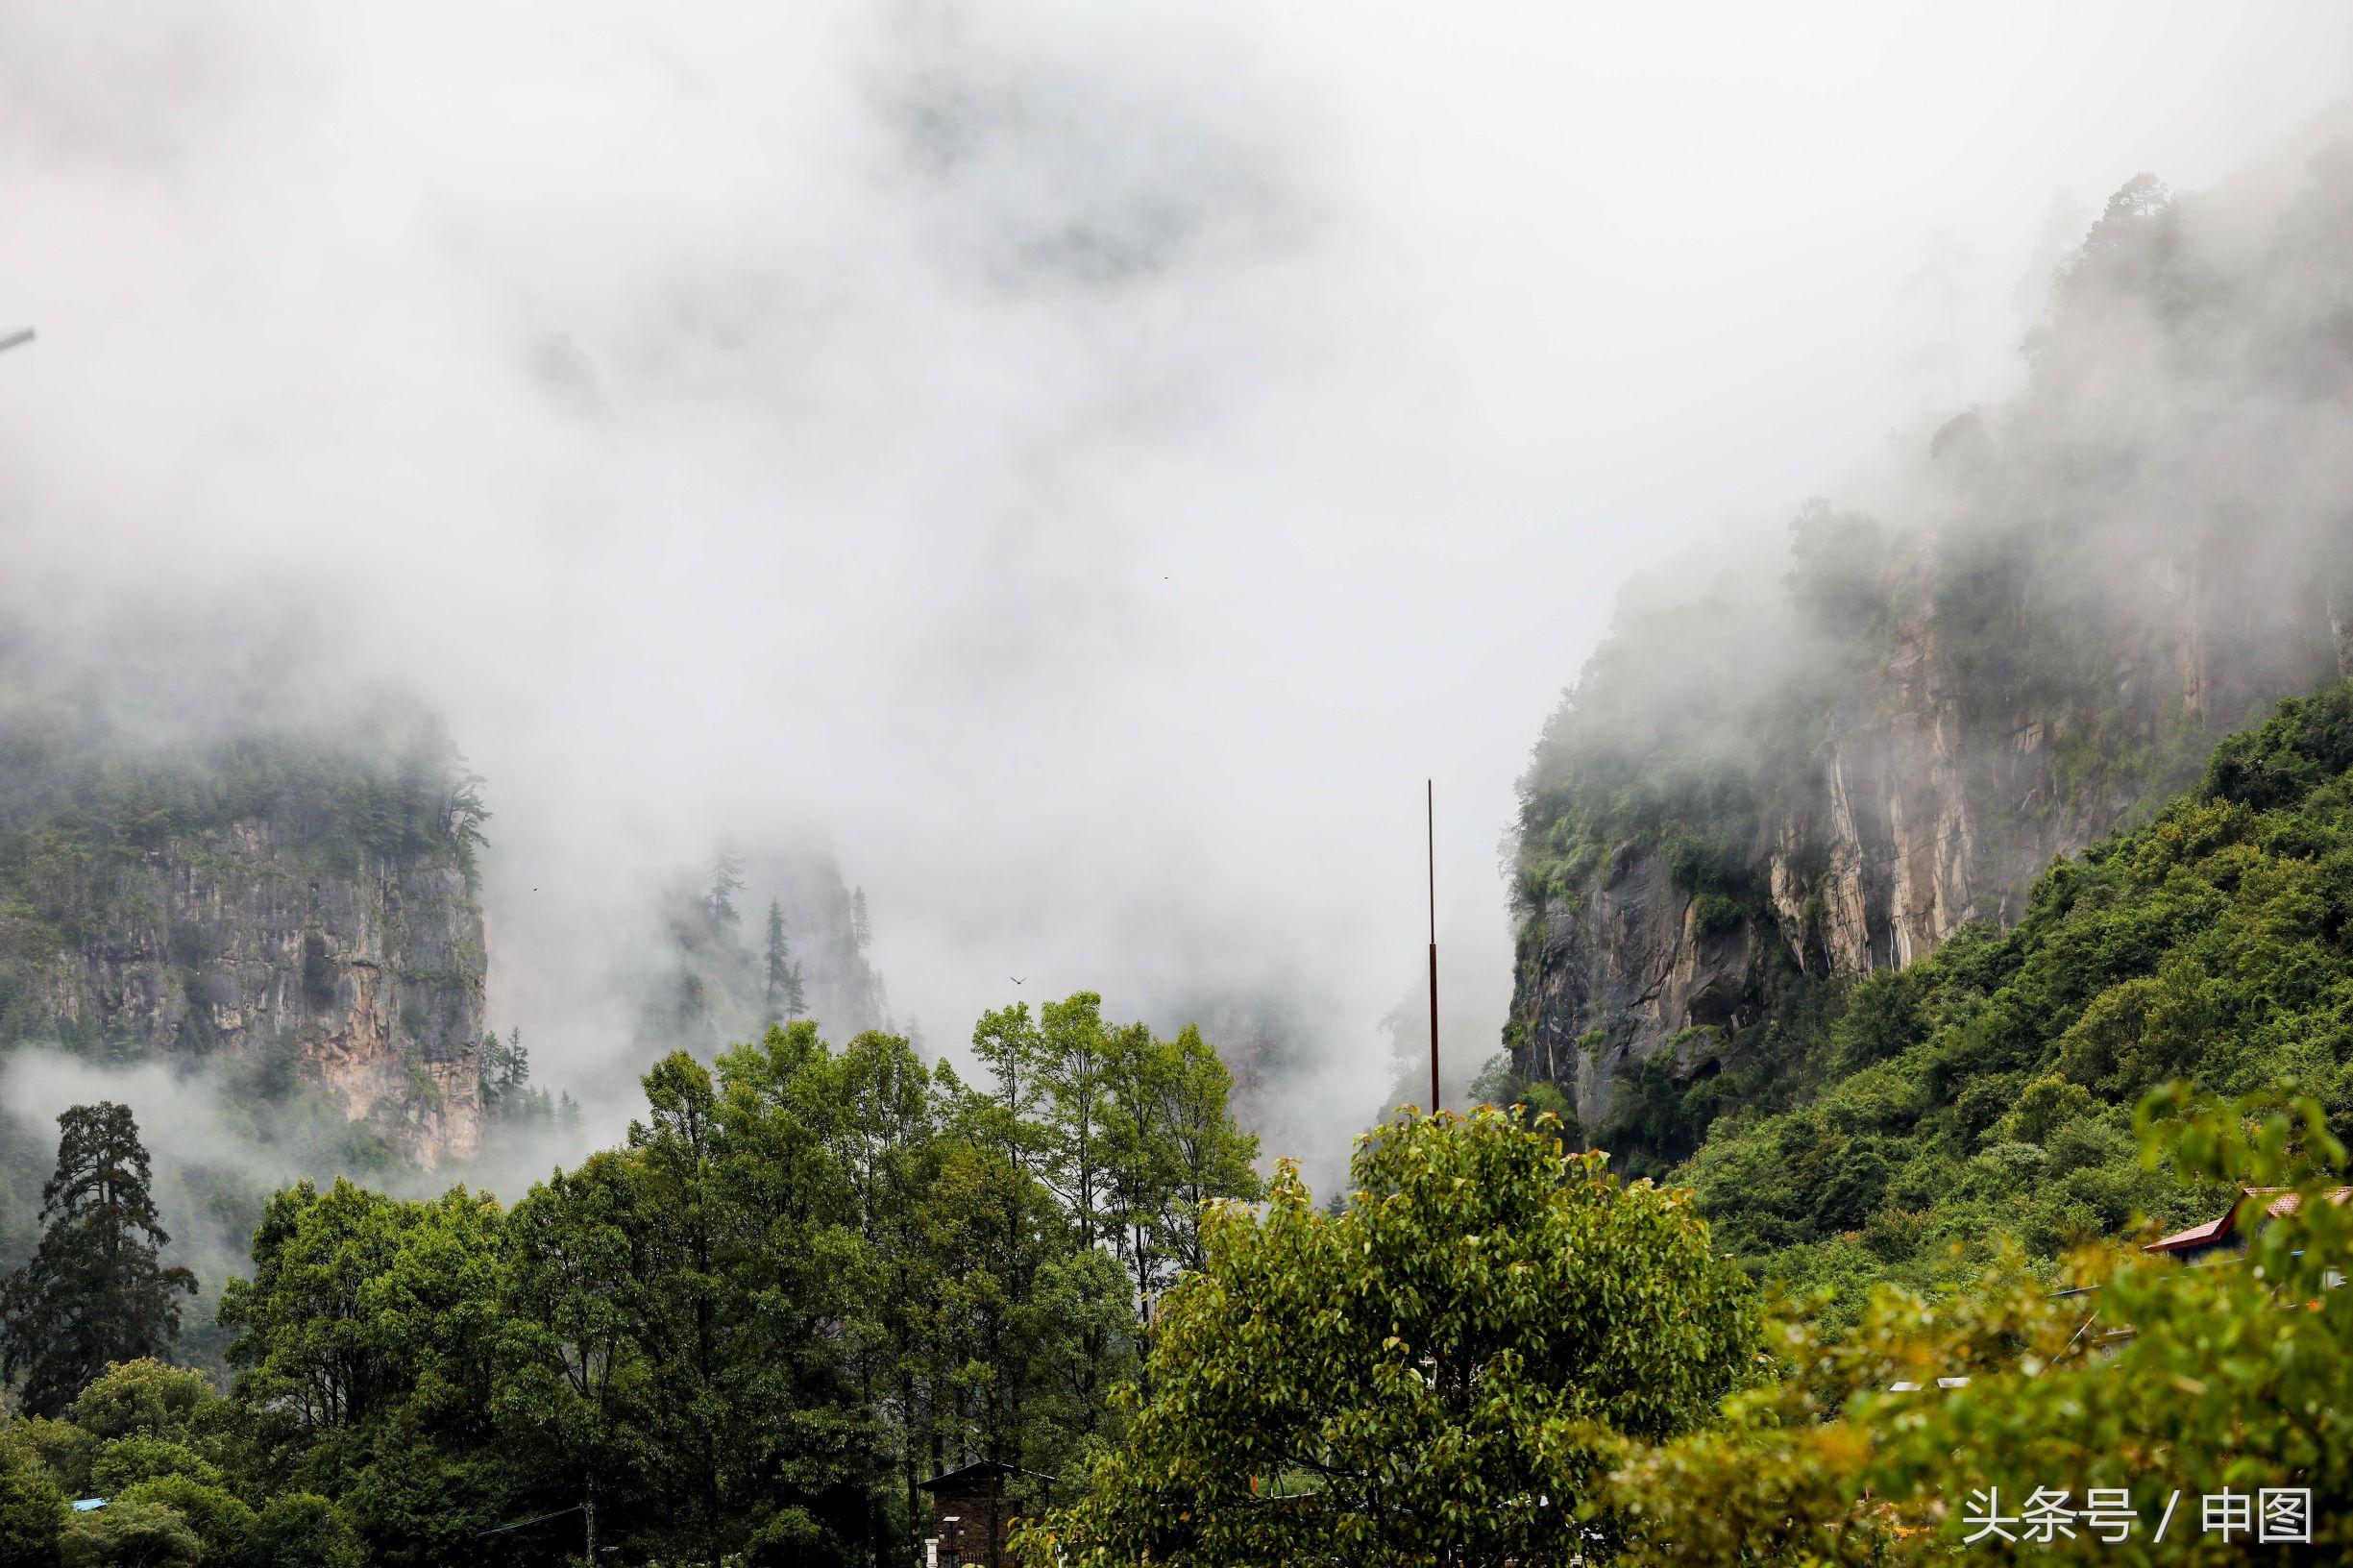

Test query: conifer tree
[702,842,746,932]
[850,886,872,951]
[0,1103,197,1417]
[480,1027,532,1114]
[763,898,807,1022]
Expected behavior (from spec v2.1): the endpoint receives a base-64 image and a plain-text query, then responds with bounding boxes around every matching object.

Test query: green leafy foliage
[111,1475,257,1562]
[58,1496,202,1568]
[0,1434,64,1567]
[1605,1085,2353,1564]
[1665,683,2353,1309]
[0,995,1261,1565]
[0,1106,196,1418]
[246,1494,364,1568]
[1020,1108,1755,1567]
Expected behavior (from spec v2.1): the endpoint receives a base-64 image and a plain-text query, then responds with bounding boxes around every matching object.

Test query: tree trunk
[584,1478,598,1564]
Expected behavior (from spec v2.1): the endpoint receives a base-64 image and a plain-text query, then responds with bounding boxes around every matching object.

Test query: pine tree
[850,887,872,951]
[763,899,788,1019]
[763,898,807,1022]
[0,1103,197,1416]
[703,842,746,932]
[674,971,713,1044]
[504,1026,531,1097]
[482,1027,535,1118]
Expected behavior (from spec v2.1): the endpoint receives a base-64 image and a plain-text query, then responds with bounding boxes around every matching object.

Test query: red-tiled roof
[2144,1186,2353,1254]
[2252,1186,2353,1220]
[2145,1203,2242,1254]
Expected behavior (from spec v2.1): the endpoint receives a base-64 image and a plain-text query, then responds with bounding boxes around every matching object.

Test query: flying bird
[1010,976,1025,986]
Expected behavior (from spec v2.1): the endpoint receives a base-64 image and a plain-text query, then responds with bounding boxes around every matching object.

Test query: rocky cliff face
[0,683,496,1170]
[25,816,487,1165]
[1514,551,2349,1134]
[1508,144,2353,1142]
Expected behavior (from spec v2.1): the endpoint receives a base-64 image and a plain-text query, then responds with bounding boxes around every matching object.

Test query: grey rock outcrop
[1513,556,2344,1133]
[27,818,485,1165]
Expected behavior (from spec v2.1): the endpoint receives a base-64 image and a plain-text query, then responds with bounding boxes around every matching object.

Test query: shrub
[87,1437,222,1498]
[59,1498,201,1568]
[0,1435,65,1568]
[113,1477,256,1562]
[69,1361,219,1445]
[248,1492,364,1568]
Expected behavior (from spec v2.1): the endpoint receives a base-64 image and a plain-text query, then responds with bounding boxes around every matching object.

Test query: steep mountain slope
[1686,681,2353,1303]
[0,681,491,1167]
[1506,137,2353,1162]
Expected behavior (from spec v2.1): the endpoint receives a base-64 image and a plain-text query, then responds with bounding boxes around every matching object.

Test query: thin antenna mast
[1428,779,1439,1115]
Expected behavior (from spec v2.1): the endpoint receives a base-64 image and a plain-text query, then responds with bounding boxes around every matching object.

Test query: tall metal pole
[1428,779,1439,1115]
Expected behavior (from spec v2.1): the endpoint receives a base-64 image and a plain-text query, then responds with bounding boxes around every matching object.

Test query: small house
[2145,1186,2353,1264]
[919,1459,1053,1568]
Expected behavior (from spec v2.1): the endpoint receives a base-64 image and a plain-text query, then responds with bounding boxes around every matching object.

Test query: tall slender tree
[1156,1024,1264,1277]
[1100,1021,1262,1389]
[480,1026,532,1115]
[1035,993,1116,1251]
[763,897,806,1023]
[702,841,746,932]
[500,1151,655,1567]
[821,1029,944,1544]
[0,1103,197,1416]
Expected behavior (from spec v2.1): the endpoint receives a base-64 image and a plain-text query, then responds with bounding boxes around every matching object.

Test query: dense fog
[2,3,2349,1184]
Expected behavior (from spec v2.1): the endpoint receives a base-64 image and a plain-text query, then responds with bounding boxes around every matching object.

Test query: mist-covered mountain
[0,638,530,1370]
[1505,131,2353,1161]
[0,664,493,1173]
[627,840,894,1058]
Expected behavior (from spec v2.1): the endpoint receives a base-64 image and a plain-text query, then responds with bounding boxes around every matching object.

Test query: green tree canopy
[0,1103,196,1418]
[0,1433,65,1568]
[1024,1108,1757,1567]
[1606,1085,2353,1565]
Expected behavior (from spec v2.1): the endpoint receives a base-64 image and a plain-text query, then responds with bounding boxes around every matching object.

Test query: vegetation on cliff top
[1513,153,2353,940]
[0,669,506,1375]
[0,686,490,1054]
[1506,148,2353,1199]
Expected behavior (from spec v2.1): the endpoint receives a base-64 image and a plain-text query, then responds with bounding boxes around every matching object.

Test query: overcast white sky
[1,2,2348,1173]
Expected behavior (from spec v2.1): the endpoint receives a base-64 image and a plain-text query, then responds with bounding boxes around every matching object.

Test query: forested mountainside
[1504,139,2353,1161]
[632,841,892,1057]
[1681,681,2353,1306]
[0,677,491,1175]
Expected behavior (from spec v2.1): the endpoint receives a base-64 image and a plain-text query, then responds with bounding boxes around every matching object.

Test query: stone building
[918,1460,1051,1568]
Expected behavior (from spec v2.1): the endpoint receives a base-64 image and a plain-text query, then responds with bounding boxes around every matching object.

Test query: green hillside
[1670,680,2353,1306]
[1500,150,2353,1173]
